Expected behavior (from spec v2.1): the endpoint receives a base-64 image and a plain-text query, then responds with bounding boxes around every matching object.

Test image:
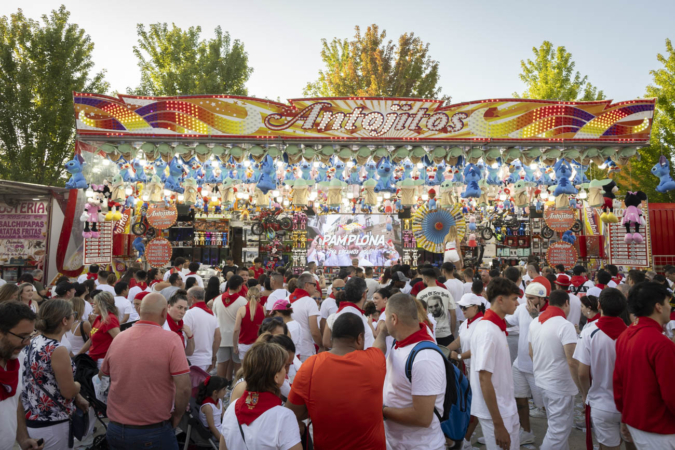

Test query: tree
[616,39,675,203]
[513,41,605,101]
[304,25,445,99]
[128,23,252,96]
[0,6,108,187]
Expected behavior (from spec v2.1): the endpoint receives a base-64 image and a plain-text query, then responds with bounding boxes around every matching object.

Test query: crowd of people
[1,259,674,450]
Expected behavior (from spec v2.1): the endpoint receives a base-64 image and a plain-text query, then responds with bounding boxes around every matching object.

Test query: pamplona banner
[307,214,402,267]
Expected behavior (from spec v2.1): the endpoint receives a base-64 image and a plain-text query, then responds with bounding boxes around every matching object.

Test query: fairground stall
[59,93,658,278]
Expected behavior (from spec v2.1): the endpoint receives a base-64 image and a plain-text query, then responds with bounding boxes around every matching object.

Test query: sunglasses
[262,316,284,325]
[334,287,345,291]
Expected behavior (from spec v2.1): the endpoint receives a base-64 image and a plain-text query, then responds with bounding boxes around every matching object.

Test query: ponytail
[196,375,229,405]
[247,286,261,321]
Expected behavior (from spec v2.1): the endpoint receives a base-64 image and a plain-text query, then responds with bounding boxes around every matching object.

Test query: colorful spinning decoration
[412,204,466,253]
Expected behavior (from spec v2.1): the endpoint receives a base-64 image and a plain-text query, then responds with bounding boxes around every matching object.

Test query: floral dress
[21,335,76,422]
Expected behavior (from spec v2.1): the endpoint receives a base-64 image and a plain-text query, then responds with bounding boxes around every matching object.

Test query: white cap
[458,293,484,307]
[525,282,547,298]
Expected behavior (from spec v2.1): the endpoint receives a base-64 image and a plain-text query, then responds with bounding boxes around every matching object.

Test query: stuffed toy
[552,159,578,197]
[103,179,122,221]
[284,166,297,184]
[562,230,577,245]
[203,160,223,185]
[133,236,145,261]
[145,175,165,203]
[429,161,446,186]
[165,157,185,194]
[347,165,362,185]
[362,179,378,206]
[333,159,346,182]
[118,160,135,183]
[182,177,198,205]
[467,233,477,247]
[286,179,315,206]
[81,184,106,238]
[316,163,329,183]
[188,158,204,186]
[600,180,619,223]
[132,159,147,183]
[364,161,377,182]
[232,161,247,181]
[401,160,414,181]
[374,157,396,193]
[537,168,555,187]
[461,164,482,198]
[523,164,538,185]
[571,160,590,186]
[218,177,239,208]
[418,165,431,185]
[300,161,313,180]
[513,180,529,208]
[588,179,606,207]
[477,180,490,206]
[256,155,277,195]
[507,161,522,185]
[452,166,464,185]
[154,159,168,182]
[427,189,437,211]
[439,180,455,207]
[468,215,476,231]
[486,164,502,186]
[320,179,348,207]
[254,187,270,207]
[622,191,647,244]
[111,174,126,203]
[64,156,88,189]
[652,155,675,193]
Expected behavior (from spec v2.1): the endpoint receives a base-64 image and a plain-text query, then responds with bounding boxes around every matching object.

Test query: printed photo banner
[73,93,654,143]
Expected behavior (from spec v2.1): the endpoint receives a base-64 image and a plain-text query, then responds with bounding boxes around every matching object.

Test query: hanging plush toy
[374,157,396,193]
[468,215,476,231]
[427,189,437,211]
[64,155,88,189]
[562,230,577,245]
[461,164,482,198]
[103,179,122,221]
[622,191,647,244]
[133,236,145,262]
[600,180,619,223]
[652,155,675,193]
[81,185,106,238]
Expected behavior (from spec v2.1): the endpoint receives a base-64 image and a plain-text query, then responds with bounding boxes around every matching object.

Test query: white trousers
[627,425,675,450]
[540,390,574,450]
[590,407,621,447]
[512,364,543,408]
[28,420,71,450]
[479,412,520,450]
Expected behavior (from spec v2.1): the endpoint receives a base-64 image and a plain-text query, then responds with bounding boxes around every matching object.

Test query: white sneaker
[462,440,474,450]
[520,428,535,445]
[529,407,547,418]
[477,436,486,445]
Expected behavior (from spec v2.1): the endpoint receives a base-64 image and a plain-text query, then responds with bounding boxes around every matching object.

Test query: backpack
[405,341,472,442]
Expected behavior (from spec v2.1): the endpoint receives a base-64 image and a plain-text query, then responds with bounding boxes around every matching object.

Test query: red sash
[394,322,435,349]
[466,311,484,328]
[191,301,214,316]
[336,302,365,315]
[166,316,185,345]
[595,284,607,290]
[595,316,627,341]
[539,306,566,324]
[235,391,282,426]
[0,359,19,401]
[289,289,310,304]
[86,273,98,280]
[483,309,508,335]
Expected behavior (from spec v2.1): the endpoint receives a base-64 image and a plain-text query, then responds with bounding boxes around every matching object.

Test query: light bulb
[164,189,171,196]
[491,162,499,169]
[314,161,320,167]
[347,192,354,199]
[276,160,284,168]
[579,190,587,199]
[377,196,383,202]
[178,194,185,201]
[85,188,94,198]
[343,199,349,205]
[422,194,429,201]
[102,159,110,166]
[276,196,283,202]
[417,163,424,169]
[272,190,280,197]
[283,200,290,206]
[499,194,507,201]
[599,163,607,169]
[93,168,101,173]
[142,194,150,201]
[243,160,251,167]
[125,187,132,196]
[529,162,538,170]
[139,159,147,166]
[383,192,391,199]
[541,191,549,199]
[347,161,354,167]
[309,191,318,200]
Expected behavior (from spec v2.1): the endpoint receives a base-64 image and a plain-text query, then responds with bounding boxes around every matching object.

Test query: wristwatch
[457,354,463,361]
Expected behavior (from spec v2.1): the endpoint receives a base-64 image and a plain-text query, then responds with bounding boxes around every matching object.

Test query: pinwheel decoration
[413,204,466,253]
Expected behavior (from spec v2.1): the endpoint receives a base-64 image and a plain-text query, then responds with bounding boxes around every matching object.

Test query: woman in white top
[220,339,301,450]
[18,283,39,314]
[268,299,302,353]
[66,297,91,356]
[197,375,229,441]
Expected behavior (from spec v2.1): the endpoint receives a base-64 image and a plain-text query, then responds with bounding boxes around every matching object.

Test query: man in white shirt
[77,264,100,285]
[587,269,612,298]
[184,287,220,371]
[442,262,465,324]
[97,270,116,296]
[325,277,374,349]
[417,268,456,345]
[213,275,247,383]
[553,274,582,329]
[113,282,133,323]
[528,290,580,450]
[364,267,380,300]
[505,281,548,446]
[159,273,184,302]
[524,264,540,287]
[462,268,475,294]
[163,257,186,282]
[319,279,344,334]
[470,277,522,450]
[574,288,628,450]
[183,261,204,288]
[375,293,446,450]
[126,270,149,305]
[290,273,322,362]
[264,273,290,313]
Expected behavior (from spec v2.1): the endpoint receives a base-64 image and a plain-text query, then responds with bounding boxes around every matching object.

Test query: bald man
[101,292,191,449]
[320,279,345,334]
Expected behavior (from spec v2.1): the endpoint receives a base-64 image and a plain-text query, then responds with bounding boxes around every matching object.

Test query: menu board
[546,241,578,270]
[146,237,173,268]
[608,204,650,267]
[544,208,577,233]
[84,222,113,265]
[0,200,49,267]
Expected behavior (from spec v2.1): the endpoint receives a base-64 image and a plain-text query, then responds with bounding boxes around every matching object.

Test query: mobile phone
[37,438,44,446]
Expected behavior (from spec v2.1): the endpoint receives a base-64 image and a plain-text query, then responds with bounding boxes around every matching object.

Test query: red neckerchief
[611,275,622,285]
[191,302,214,316]
[136,282,148,290]
[595,284,607,290]
[86,273,98,280]
[0,359,19,401]
[587,313,600,323]
[329,292,336,299]
[235,391,282,426]
[201,396,220,407]
[483,309,508,335]
[166,316,185,345]
[221,291,240,307]
[149,280,160,287]
[596,316,627,341]
[394,322,435,349]
[337,302,365,315]
[571,275,587,287]
[289,289,310,304]
[186,272,197,276]
[467,311,484,328]
[540,300,549,312]
[519,289,524,297]
[539,306,566,324]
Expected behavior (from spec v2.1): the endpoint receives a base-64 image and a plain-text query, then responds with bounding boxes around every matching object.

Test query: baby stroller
[177,366,218,450]
[73,354,108,449]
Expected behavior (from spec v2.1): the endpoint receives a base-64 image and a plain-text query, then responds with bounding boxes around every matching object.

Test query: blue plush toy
[523,164,538,184]
[507,161,522,185]
[130,159,146,183]
[562,230,577,245]
[571,160,590,185]
[165,157,185,194]
[232,161,247,181]
[429,161,446,186]
[118,160,134,183]
[401,160,414,180]
[284,166,297,183]
[154,159,168,182]
[452,166,464,184]
[203,160,223,184]
[256,155,277,194]
[486,164,501,186]
[461,164,482,198]
[348,165,362,185]
[300,161,312,180]
[553,159,578,196]
[333,159,346,182]
[64,155,88,189]
[316,163,329,183]
[133,236,145,258]
[374,157,397,193]
[187,158,204,186]
[652,155,675,193]
[538,168,555,186]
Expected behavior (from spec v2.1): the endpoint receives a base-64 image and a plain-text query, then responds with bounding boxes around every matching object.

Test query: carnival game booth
[67,93,658,275]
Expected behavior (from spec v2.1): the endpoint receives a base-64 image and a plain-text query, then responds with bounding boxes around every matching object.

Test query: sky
[3,0,674,104]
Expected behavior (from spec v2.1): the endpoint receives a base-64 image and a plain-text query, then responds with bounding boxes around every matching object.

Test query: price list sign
[146,237,173,268]
[546,241,578,270]
[608,206,650,267]
[84,222,113,265]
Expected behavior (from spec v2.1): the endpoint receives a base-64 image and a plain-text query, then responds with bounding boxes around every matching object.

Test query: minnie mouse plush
[622,191,647,244]
[600,180,619,223]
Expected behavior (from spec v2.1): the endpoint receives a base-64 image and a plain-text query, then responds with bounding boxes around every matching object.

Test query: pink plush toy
[81,184,106,238]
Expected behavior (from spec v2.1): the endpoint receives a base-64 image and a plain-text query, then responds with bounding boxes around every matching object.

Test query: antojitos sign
[546,242,578,270]
[147,204,177,230]
[146,237,172,268]
[544,209,577,233]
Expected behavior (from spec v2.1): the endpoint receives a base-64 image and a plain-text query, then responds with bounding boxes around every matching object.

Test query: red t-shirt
[410,280,447,297]
[250,267,264,279]
[239,303,265,345]
[89,314,120,361]
[288,348,387,450]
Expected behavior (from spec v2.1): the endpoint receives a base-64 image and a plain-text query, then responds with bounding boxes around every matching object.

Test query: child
[197,376,229,441]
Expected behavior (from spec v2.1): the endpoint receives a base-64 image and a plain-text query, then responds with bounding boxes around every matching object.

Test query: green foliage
[0,6,108,186]
[617,39,675,203]
[304,25,446,100]
[128,23,252,96]
[513,41,605,101]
